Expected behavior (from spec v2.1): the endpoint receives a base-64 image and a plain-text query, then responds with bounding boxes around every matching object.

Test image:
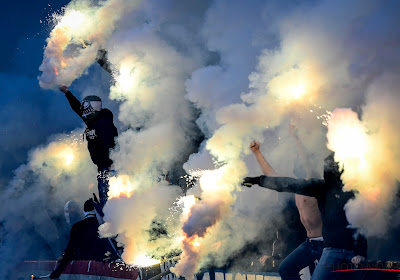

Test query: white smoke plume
[327,75,400,237]
[179,0,400,275]
[38,0,143,89]
[2,0,400,279]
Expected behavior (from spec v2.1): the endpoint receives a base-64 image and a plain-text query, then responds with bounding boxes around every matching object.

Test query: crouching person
[50,199,110,279]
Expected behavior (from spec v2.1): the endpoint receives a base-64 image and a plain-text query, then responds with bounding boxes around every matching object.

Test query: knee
[278,260,300,279]
[278,262,290,278]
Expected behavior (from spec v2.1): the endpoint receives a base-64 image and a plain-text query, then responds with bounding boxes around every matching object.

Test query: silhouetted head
[323,152,342,184]
[83,199,95,212]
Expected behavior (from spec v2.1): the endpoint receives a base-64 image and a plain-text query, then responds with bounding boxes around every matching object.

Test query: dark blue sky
[0,1,79,186]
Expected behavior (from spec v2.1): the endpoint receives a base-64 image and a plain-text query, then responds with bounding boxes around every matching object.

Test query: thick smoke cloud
[2,0,400,279]
[0,129,97,278]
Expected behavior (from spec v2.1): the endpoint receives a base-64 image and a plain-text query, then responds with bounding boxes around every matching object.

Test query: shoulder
[101,108,114,119]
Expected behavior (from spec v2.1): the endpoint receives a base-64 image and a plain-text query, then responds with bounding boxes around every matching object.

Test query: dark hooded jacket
[65,91,118,170]
[51,215,109,278]
[245,154,367,257]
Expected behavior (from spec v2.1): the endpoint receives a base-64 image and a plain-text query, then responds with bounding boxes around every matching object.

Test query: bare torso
[295,194,323,238]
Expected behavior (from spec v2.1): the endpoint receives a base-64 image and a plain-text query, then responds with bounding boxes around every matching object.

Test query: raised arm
[250,140,280,177]
[243,176,324,198]
[59,85,82,118]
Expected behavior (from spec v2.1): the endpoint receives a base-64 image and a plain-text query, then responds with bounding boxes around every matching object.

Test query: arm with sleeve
[50,225,79,278]
[64,91,83,119]
[258,176,325,198]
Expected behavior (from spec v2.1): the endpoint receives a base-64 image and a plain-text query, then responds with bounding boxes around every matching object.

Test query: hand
[59,85,69,94]
[259,255,271,266]
[288,123,298,138]
[242,177,260,187]
[351,255,365,266]
[250,140,260,153]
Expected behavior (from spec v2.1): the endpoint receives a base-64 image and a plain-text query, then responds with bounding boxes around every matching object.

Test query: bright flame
[115,65,136,93]
[58,10,86,31]
[198,168,225,193]
[134,254,161,267]
[108,174,135,199]
[65,153,74,166]
[291,83,306,99]
[327,109,368,169]
[178,195,196,221]
[266,62,325,105]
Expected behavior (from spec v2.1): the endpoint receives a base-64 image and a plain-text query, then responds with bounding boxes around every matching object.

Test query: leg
[278,240,319,280]
[97,168,110,207]
[311,248,354,280]
[308,240,324,276]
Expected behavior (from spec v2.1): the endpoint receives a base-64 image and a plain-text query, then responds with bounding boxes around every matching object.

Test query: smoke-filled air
[1,0,399,279]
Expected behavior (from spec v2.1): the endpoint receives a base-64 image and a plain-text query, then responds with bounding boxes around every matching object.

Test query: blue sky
[0,1,83,186]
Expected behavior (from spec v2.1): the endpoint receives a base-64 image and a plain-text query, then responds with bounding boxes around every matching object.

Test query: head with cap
[81,95,102,122]
[323,152,343,185]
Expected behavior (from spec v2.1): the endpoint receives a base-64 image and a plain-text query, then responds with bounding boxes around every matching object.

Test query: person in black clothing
[59,85,118,206]
[50,199,109,279]
[243,152,367,280]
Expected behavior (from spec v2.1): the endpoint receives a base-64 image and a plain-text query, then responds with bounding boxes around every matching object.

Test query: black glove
[242,176,261,187]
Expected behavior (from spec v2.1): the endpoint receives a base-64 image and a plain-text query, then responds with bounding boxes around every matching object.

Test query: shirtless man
[250,126,323,280]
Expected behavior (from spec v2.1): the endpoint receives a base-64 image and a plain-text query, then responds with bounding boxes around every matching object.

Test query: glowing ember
[54,66,59,76]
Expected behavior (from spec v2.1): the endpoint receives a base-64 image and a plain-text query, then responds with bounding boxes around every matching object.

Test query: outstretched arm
[243,176,324,198]
[59,85,82,118]
[250,140,280,177]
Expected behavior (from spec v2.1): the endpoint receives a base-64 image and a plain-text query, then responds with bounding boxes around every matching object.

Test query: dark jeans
[311,247,356,280]
[97,168,112,207]
[278,238,324,280]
